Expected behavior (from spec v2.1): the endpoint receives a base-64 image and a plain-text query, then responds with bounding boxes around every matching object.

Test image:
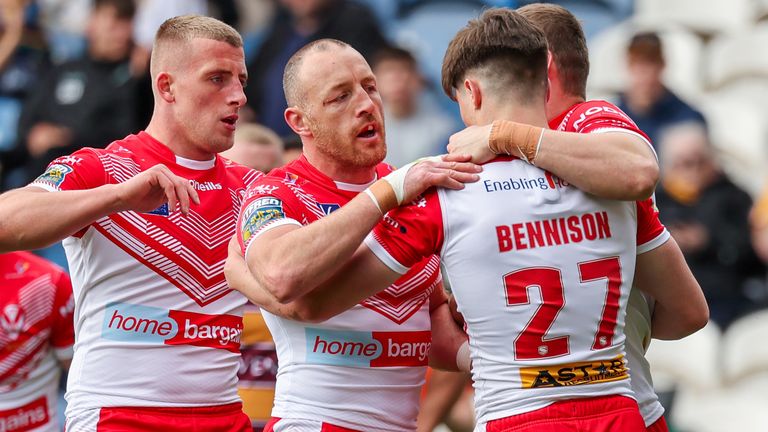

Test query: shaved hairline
[150,15,242,78]
[283,39,351,108]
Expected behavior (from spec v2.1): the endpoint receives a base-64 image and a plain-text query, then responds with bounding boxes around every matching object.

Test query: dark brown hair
[518,3,589,99]
[442,8,548,103]
[372,45,418,71]
[94,0,136,20]
[627,32,664,65]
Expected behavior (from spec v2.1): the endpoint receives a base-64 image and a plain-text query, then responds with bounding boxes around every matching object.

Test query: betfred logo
[102,302,242,353]
[305,328,430,368]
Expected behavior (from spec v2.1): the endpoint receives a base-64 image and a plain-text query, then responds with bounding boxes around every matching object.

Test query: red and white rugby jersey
[30,132,262,413]
[0,251,73,432]
[554,100,664,425]
[550,99,656,157]
[236,156,443,432]
[364,156,669,424]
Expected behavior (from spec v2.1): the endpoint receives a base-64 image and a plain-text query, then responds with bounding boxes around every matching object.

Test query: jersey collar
[137,131,217,171]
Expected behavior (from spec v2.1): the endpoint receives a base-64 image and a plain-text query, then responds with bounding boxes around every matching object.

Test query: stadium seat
[705,24,768,90]
[698,90,768,197]
[671,376,768,432]
[634,0,756,36]
[721,310,768,383]
[645,320,722,391]
[587,22,705,104]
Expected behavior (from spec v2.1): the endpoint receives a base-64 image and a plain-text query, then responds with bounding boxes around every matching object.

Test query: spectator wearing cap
[618,31,706,147]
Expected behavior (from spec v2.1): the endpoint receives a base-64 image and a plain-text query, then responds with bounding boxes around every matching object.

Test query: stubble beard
[310,118,386,169]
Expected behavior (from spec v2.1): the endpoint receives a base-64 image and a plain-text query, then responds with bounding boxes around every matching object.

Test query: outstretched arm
[242,157,480,303]
[633,237,709,340]
[448,121,658,200]
[0,164,198,252]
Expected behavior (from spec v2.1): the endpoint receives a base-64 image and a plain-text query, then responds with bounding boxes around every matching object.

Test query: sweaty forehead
[299,47,373,93]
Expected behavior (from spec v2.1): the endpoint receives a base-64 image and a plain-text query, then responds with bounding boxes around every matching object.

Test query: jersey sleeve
[50,269,75,362]
[636,196,669,254]
[364,190,444,274]
[569,101,656,158]
[236,178,304,257]
[29,148,107,192]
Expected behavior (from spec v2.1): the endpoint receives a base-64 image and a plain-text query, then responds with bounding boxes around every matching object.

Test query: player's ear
[546,50,557,83]
[464,78,482,110]
[285,107,311,138]
[156,72,175,103]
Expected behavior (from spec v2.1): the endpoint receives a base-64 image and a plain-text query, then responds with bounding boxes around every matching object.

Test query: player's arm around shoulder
[237,157,480,304]
[448,117,658,200]
[226,234,402,323]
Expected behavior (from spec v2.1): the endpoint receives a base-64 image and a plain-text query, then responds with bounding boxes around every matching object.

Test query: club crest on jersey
[241,197,285,243]
[317,203,341,215]
[34,163,73,188]
[284,172,299,185]
[0,304,25,341]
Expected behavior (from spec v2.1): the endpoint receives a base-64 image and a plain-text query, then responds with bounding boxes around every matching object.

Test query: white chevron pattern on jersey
[100,152,141,183]
[95,213,231,306]
[361,255,441,324]
[170,209,235,250]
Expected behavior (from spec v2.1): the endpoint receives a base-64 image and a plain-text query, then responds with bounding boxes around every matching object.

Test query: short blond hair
[150,15,242,75]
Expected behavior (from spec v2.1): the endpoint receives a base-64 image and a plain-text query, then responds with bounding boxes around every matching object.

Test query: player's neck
[481,105,548,129]
[303,150,377,185]
[146,117,215,161]
[546,90,584,123]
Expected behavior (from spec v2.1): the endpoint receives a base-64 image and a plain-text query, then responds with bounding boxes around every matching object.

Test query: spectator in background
[7,0,139,186]
[655,122,764,328]
[245,0,387,137]
[221,122,283,174]
[749,189,768,306]
[618,31,706,147]
[0,0,50,180]
[0,250,74,432]
[372,46,458,168]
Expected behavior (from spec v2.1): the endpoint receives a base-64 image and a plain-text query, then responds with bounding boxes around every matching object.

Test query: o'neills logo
[102,302,242,353]
[519,355,628,389]
[189,180,222,191]
[0,396,49,432]
[305,328,431,368]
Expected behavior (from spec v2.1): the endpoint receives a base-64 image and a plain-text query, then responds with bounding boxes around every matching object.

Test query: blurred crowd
[0,1,767,431]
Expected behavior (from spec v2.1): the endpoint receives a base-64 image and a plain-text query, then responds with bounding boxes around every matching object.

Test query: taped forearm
[489,120,544,164]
